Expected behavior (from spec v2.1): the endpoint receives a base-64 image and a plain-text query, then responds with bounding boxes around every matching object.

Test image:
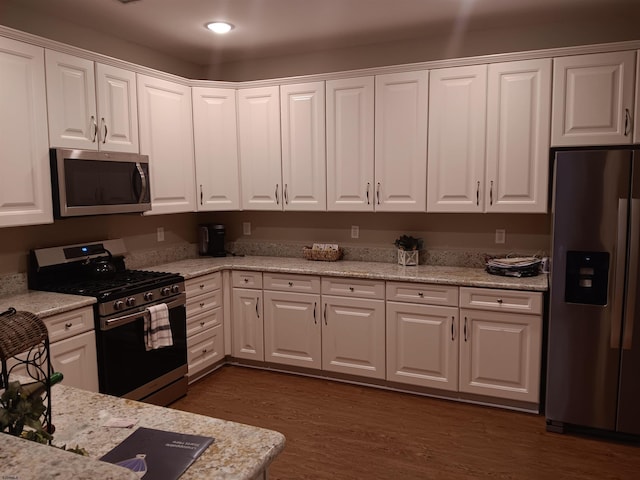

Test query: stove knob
[144,292,154,301]
[171,285,180,294]
[113,300,125,310]
[126,297,136,307]
[161,287,171,296]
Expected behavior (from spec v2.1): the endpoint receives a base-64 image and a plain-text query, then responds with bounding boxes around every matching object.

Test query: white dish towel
[144,303,173,351]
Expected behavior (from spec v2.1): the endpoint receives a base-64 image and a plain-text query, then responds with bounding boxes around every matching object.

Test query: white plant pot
[397,249,418,266]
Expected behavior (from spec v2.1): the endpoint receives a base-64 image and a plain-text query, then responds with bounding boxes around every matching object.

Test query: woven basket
[0,308,49,361]
[302,247,343,262]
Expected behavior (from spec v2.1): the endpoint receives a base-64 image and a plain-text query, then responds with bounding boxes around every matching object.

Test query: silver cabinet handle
[102,117,107,144]
[313,302,317,324]
[476,181,480,206]
[284,184,289,204]
[90,115,97,142]
[625,108,631,136]
[464,317,468,342]
[275,184,279,205]
[376,182,381,205]
[490,180,494,205]
[366,183,370,205]
[256,297,260,318]
[323,303,327,325]
[200,184,203,205]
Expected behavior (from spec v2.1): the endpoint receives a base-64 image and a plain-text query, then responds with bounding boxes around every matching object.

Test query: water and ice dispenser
[564,251,610,306]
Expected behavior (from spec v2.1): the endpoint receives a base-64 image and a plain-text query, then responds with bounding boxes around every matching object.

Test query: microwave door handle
[135,162,148,204]
[622,198,640,349]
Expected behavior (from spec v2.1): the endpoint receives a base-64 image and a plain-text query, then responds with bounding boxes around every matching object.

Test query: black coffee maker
[198,224,226,257]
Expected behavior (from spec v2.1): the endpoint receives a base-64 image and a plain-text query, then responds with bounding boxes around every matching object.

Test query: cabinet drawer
[232,270,263,289]
[188,324,224,377]
[186,290,222,317]
[43,306,94,343]
[386,282,458,307]
[185,272,221,296]
[187,306,223,336]
[263,272,320,293]
[460,287,543,315]
[321,277,385,299]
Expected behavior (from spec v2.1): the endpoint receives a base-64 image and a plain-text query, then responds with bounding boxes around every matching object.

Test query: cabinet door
[45,50,97,149]
[95,63,139,153]
[375,71,428,212]
[0,37,52,227]
[459,309,542,403]
[188,324,224,381]
[427,65,487,212]
[552,51,635,146]
[486,59,551,213]
[232,288,264,361]
[280,82,326,211]
[387,302,458,391]
[192,87,240,211]
[322,295,385,379]
[326,76,375,211]
[50,330,99,392]
[238,86,283,210]
[137,74,196,214]
[264,290,321,369]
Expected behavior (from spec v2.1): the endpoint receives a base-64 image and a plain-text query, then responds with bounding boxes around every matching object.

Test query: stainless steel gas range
[28,239,187,406]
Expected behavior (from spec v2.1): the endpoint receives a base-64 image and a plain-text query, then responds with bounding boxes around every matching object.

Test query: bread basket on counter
[302,244,343,262]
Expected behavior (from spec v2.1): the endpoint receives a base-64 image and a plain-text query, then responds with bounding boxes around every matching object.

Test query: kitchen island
[1,380,285,480]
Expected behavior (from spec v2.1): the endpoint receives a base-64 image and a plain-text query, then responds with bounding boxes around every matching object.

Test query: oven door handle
[101,294,186,331]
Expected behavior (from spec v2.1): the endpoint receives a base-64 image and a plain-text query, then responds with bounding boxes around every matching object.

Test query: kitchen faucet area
[1,1,640,478]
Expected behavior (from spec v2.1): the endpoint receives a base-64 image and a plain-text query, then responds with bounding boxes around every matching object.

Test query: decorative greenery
[394,235,424,251]
[0,380,88,455]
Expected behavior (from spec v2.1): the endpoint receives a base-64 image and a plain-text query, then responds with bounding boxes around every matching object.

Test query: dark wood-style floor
[171,366,639,479]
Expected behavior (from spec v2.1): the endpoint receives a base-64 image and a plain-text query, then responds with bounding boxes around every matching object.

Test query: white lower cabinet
[232,271,264,361]
[386,282,459,390]
[459,287,543,403]
[185,272,224,381]
[43,306,99,392]
[264,286,321,369]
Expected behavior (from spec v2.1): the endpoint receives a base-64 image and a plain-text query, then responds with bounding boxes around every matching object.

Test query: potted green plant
[394,235,423,266]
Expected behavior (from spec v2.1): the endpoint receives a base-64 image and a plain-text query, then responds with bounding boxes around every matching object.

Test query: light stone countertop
[2,381,285,480]
[148,256,549,292]
[0,290,95,317]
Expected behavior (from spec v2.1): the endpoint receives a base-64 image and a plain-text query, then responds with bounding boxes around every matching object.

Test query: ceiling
[3,0,639,66]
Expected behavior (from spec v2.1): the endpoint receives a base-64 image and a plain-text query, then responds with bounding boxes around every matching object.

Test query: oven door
[97,294,187,402]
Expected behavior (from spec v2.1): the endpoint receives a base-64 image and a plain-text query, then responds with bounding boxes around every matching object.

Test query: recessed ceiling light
[206,22,234,34]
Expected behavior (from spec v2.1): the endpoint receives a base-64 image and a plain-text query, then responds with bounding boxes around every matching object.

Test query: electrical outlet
[243,222,251,235]
[351,225,359,239]
[157,227,165,242]
[495,229,506,244]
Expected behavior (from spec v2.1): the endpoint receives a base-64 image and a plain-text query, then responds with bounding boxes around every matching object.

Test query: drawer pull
[418,292,424,297]
[288,281,293,287]
[200,321,205,327]
[202,348,208,353]
[497,299,503,304]
[244,278,249,283]
[199,284,205,289]
[349,287,354,292]
[65,322,73,329]
[200,302,205,308]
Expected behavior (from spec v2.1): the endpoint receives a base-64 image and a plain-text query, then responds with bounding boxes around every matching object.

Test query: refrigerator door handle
[622,199,640,349]
[612,198,628,349]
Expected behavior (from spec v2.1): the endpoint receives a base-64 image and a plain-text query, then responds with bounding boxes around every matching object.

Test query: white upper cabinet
[280,81,326,211]
[326,76,375,211]
[137,74,196,214]
[375,71,428,212]
[238,86,283,210]
[427,65,487,212]
[45,50,138,152]
[0,37,52,227]
[551,50,636,146]
[485,59,551,213]
[192,87,240,211]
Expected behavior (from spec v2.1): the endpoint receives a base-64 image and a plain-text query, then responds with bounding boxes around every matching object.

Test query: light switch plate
[495,229,506,244]
[351,225,359,239]
[243,222,251,235]
[157,227,165,242]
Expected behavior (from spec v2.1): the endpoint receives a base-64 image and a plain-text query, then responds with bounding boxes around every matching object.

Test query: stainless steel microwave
[50,148,151,218]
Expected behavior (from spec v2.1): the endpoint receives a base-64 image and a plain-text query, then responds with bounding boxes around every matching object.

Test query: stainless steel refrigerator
[547,147,640,436]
